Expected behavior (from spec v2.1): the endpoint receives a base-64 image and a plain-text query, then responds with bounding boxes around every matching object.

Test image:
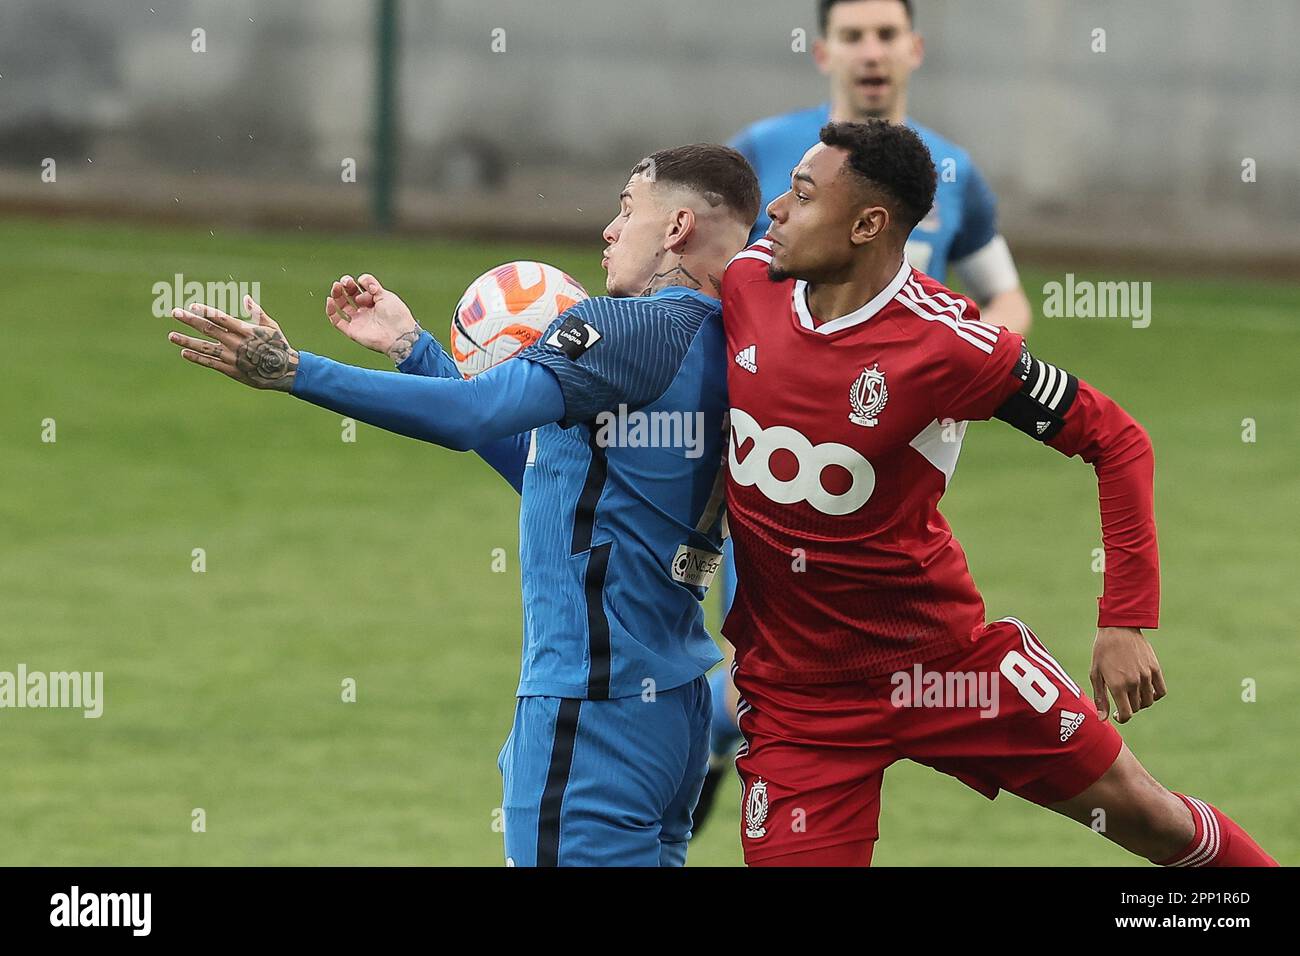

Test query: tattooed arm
[285,350,561,454]
[169,294,564,455]
[323,274,531,492]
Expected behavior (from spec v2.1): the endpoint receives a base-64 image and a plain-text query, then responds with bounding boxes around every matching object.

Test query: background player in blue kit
[165,144,760,866]
[695,0,1036,829]
[732,0,1032,329]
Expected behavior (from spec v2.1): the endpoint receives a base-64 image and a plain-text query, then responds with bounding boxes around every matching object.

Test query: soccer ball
[450,261,588,378]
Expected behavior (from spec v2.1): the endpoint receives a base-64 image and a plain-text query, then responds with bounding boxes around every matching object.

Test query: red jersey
[721,239,1159,683]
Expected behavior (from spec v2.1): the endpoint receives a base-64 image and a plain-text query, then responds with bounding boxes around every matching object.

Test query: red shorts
[732,617,1123,865]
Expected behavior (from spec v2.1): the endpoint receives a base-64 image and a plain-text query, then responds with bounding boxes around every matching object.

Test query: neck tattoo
[639,263,704,297]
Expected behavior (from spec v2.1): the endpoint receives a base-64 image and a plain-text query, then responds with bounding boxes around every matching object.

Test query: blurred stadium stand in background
[2,0,1296,273]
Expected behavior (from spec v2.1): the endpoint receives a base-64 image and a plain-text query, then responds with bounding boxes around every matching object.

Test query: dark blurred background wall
[2,0,1296,271]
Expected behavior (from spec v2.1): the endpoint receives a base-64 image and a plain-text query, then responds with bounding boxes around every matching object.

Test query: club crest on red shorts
[745,778,770,839]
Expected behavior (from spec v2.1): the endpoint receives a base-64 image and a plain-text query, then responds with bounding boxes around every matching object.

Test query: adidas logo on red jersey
[734,344,758,373]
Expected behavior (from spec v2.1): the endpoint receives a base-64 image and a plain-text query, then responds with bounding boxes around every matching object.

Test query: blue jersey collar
[646,285,720,306]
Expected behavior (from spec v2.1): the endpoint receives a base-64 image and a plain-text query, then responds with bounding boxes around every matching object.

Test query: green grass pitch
[1,216,1295,865]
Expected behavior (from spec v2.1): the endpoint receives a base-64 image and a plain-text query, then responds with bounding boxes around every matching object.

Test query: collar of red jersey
[792,256,913,335]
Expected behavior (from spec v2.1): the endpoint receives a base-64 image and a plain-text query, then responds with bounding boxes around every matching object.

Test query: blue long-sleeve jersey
[395,329,532,490]
[291,287,728,700]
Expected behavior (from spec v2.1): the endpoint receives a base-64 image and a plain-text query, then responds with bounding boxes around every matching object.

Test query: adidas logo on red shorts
[1059,709,1086,741]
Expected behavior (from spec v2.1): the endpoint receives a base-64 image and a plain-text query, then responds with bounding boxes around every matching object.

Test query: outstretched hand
[168,295,299,391]
[325,274,422,364]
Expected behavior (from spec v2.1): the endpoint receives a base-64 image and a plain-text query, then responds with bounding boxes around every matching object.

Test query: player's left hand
[168,295,299,392]
[1089,626,1167,724]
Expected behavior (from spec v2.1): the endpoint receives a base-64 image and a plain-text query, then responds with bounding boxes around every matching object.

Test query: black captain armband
[993,343,1079,441]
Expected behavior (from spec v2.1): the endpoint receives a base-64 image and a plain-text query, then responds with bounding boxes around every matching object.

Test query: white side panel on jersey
[908,417,968,486]
[951,234,1021,302]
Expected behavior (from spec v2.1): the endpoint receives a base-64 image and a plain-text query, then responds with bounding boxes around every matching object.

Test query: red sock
[1158,793,1278,867]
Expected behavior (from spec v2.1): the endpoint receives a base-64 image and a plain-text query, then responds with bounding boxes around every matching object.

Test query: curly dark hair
[819,120,936,231]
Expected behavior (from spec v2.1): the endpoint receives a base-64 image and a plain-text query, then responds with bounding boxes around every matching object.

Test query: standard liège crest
[745,778,770,839]
[849,363,888,427]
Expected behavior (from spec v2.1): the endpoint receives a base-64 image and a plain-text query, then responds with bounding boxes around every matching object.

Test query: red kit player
[721,119,1277,867]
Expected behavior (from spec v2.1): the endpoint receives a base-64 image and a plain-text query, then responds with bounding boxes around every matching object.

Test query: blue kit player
[693,0,1034,830]
[732,0,1031,329]
[166,144,761,866]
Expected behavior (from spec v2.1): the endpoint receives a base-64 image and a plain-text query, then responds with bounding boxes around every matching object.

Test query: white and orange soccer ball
[450,261,588,378]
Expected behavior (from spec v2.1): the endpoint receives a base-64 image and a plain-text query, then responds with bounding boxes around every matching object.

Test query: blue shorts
[498,674,711,866]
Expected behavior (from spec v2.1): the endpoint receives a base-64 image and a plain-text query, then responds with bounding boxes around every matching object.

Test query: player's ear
[665,206,696,253]
[909,31,925,70]
[850,206,889,246]
[812,37,830,74]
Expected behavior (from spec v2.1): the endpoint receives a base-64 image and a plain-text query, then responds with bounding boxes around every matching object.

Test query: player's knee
[1122,788,1185,842]
[1095,767,1192,857]
[1142,789,1197,854]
